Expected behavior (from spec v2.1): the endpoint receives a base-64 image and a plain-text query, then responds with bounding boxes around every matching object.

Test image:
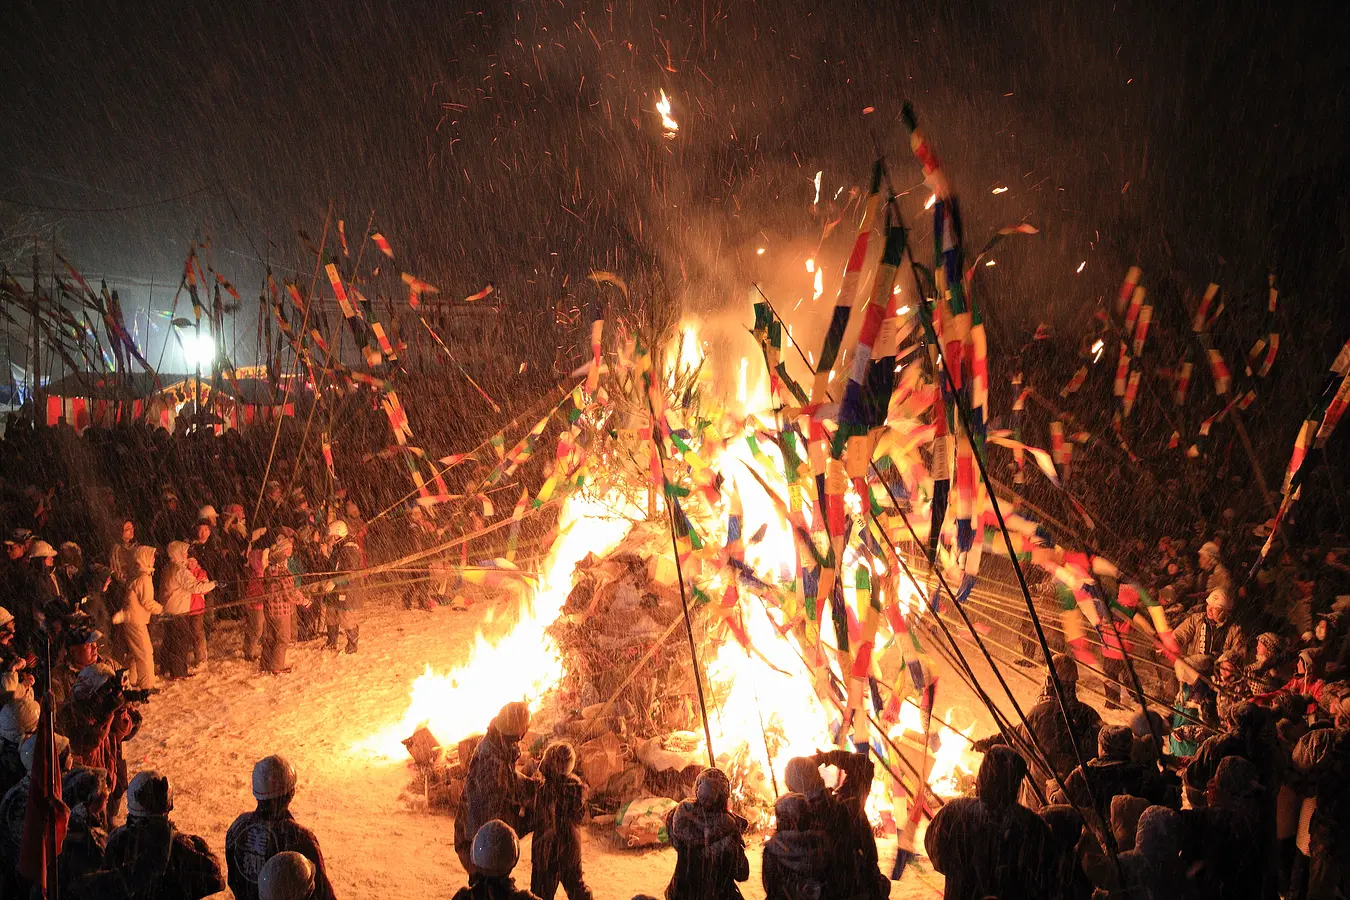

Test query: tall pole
[31,244,44,426]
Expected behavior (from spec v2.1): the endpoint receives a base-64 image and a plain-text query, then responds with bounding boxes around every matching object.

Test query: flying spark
[1091,339,1105,363]
[924,195,937,210]
[992,186,1009,194]
[813,171,823,205]
[985,259,996,267]
[756,247,766,255]
[813,268,824,300]
[805,258,815,273]
[1076,261,1087,273]
[898,305,911,315]
[656,89,679,136]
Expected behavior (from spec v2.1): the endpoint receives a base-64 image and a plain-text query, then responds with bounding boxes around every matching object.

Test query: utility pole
[31,244,43,427]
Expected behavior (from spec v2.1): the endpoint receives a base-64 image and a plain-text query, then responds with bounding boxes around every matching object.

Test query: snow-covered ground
[128,589,1073,899]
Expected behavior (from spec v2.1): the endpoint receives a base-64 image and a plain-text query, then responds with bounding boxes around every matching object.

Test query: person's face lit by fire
[70,641,98,668]
[5,542,24,561]
[1217,659,1239,681]
[121,521,135,545]
[1198,549,1216,572]
[1206,601,1230,626]
[195,523,211,544]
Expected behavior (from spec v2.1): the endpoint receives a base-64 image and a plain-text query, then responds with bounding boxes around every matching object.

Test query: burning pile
[359,103,1194,852]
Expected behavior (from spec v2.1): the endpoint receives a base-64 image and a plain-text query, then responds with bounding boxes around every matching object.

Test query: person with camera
[57,661,145,822]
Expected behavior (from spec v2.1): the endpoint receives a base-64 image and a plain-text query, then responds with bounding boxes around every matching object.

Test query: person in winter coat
[52,619,103,706]
[242,547,268,662]
[107,519,139,596]
[761,792,830,900]
[225,754,336,900]
[1095,805,1186,900]
[30,538,72,624]
[322,520,362,654]
[781,750,887,899]
[456,702,535,876]
[0,732,72,898]
[974,653,1103,802]
[665,767,749,900]
[1213,650,1252,730]
[924,746,1053,900]
[80,769,225,900]
[158,541,215,680]
[1172,588,1246,672]
[60,765,111,885]
[185,552,211,668]
[58,662,143,822]
[1197,541,1234,596]
[1180,755,1272,900]
[0,695,38,797]
[1247,632,1294,696]
[1255,648,1328,718]
[261,536,308,674]
[1305,725,1350,900]
[1183,701,1281,808]
[112,544,160,690]
[454,820,540,900]
[1049,724,1167,827]
[530,742,591,900]
[1287,726,1337,900]
[1038,804,1093,900]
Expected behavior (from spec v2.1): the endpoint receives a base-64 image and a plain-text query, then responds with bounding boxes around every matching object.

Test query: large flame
[362,317,978,829]
[357,493,635,758]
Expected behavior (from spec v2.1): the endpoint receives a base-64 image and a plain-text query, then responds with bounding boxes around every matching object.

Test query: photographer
[57,662,145,822]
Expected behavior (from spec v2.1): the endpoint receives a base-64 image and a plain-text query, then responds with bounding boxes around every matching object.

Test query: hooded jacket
[455,726,533,865]
[924,747,1053,900]
[122,546,162,624]
[1114,805,1184,900]
[762,828,831,900]
[158,542,203,617]
[665,798,749,900]
[1181,756,1271,900]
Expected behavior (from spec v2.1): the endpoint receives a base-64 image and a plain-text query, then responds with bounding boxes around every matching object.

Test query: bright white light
[756,247,766,255]
[985,259,997,267]
[183,332,216,367]
[924,195,937,210]
[1091,339,1105,363]
[805,258,815,273]
[992,186,1009,194]
[1076,261,1087,274]
[813,170,823,205]
[898,305,911,315]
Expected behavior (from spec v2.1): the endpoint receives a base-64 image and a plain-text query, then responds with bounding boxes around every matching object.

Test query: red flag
[18,692,68,890]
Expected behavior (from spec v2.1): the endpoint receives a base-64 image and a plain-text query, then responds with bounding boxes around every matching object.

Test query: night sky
[3,1,1348,387]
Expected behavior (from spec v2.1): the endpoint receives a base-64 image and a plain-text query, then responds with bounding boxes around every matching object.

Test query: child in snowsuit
[530,742,592,900]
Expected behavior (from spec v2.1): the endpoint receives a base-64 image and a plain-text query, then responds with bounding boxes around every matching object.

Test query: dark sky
[3,0,1349,375]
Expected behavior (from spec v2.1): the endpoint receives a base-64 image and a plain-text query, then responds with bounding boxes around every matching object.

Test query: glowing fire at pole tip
[657,89,679,137]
